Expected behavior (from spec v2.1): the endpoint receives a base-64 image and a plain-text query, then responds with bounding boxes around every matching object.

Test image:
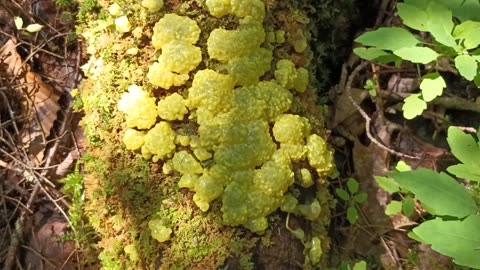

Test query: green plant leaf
[407,0,480,22]
[14,16,23,30]
[447,164,480,182]
[374,176,400,193]
[355,27,420,51]
[455,55,478,81]
[336,188,350,201]
[420,73,446,102]
[426,2,456,48]
[413,215,480,269]
[404,0,429,8]
[395,160,412,172]
[447,126,480,165]
[353,47,390,61]
[388,169,478,218]
[473,55,480,63]
[474,72,480,88]
[347,206,359,224]
[25,23,44,33]
[340,262,352,270]
[407,231,427,244]
[441,0,480,22]
[385,200,403,216]
[347,178,359,194]
[352,261,367,270]
[397,3,429,31]
[453,20,480,49]
[291,228,305,241]
[354,193,368,204]
[353,48,401,64]
[402,94,427,119]
[402,196,415,217]
[393,46,439,64]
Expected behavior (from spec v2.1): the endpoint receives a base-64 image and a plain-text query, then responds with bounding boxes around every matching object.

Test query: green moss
[77,0,102,22]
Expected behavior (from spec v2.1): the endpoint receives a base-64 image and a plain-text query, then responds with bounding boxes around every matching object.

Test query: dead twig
[3,183,39,270]
[344,61,421,160]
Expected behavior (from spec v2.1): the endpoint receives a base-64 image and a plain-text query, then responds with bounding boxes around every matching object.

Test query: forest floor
[0,0,479,269]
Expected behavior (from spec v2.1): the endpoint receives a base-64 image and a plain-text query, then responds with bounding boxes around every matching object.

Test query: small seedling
[375,161,416,217]
[336,178,368,224]
[364,79,377,97]
[340,260,368,270]
[14,17,44,33]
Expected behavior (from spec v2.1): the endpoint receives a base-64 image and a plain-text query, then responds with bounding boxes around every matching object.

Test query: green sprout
[335,178,368,224]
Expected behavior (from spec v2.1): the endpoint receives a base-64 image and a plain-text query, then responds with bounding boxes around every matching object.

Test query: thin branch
[344,61,420,160]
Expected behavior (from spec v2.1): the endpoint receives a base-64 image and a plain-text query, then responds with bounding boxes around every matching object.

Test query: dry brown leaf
[387,74,419,93]
[24,212,75,270]
[55,149,80,177]
[330,87,368,129]
[0,39,60,163]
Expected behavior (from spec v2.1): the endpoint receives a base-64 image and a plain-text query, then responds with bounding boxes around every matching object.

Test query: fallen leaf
[0,39,60,163]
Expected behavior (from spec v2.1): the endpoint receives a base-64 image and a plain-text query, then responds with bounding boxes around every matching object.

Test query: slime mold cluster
[119,0,335,234]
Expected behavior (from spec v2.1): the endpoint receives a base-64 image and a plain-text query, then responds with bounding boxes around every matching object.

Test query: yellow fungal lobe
[157,93,188,121]
[141,0,163,13]
[158,41,201,74]
[151,14,201,50]
[149,219,172,242]
[172,151,203,175]
[123,129,145,150]
[118,85,157,129]
[306,134,335,177]
[141,122,176,162]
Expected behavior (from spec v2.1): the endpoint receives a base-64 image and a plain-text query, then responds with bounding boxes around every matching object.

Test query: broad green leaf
[352,261,367,270]
[404,0,429,7]
[354,193,368,204]
[375,54,403,65]
[352,48,402,64]
[474,72,480,88]
[455,55,478,81]
[355,27,419,51]
[14,16,23,30]
[25,23,44,33]
[413,215,480,269]
[447,126,480,165]
[443,0,480,22]
[397,3,429,31]
[420,73,446,102]
[426,2,456,48]
[388,169,478,217]
[407,231,427,244]
[393,46,439,64]
[453,20,480,49]
[447,164,480,182]
[347,178,359,194]
[336,188,350,201]
[395,161,412,172]
[385,201,403,216]
[374,176,400,193]
[402,94,427,119]
[347,206,359,224]
[402,196,415,217]
[353,47,390,61]
[417,0,480,24]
